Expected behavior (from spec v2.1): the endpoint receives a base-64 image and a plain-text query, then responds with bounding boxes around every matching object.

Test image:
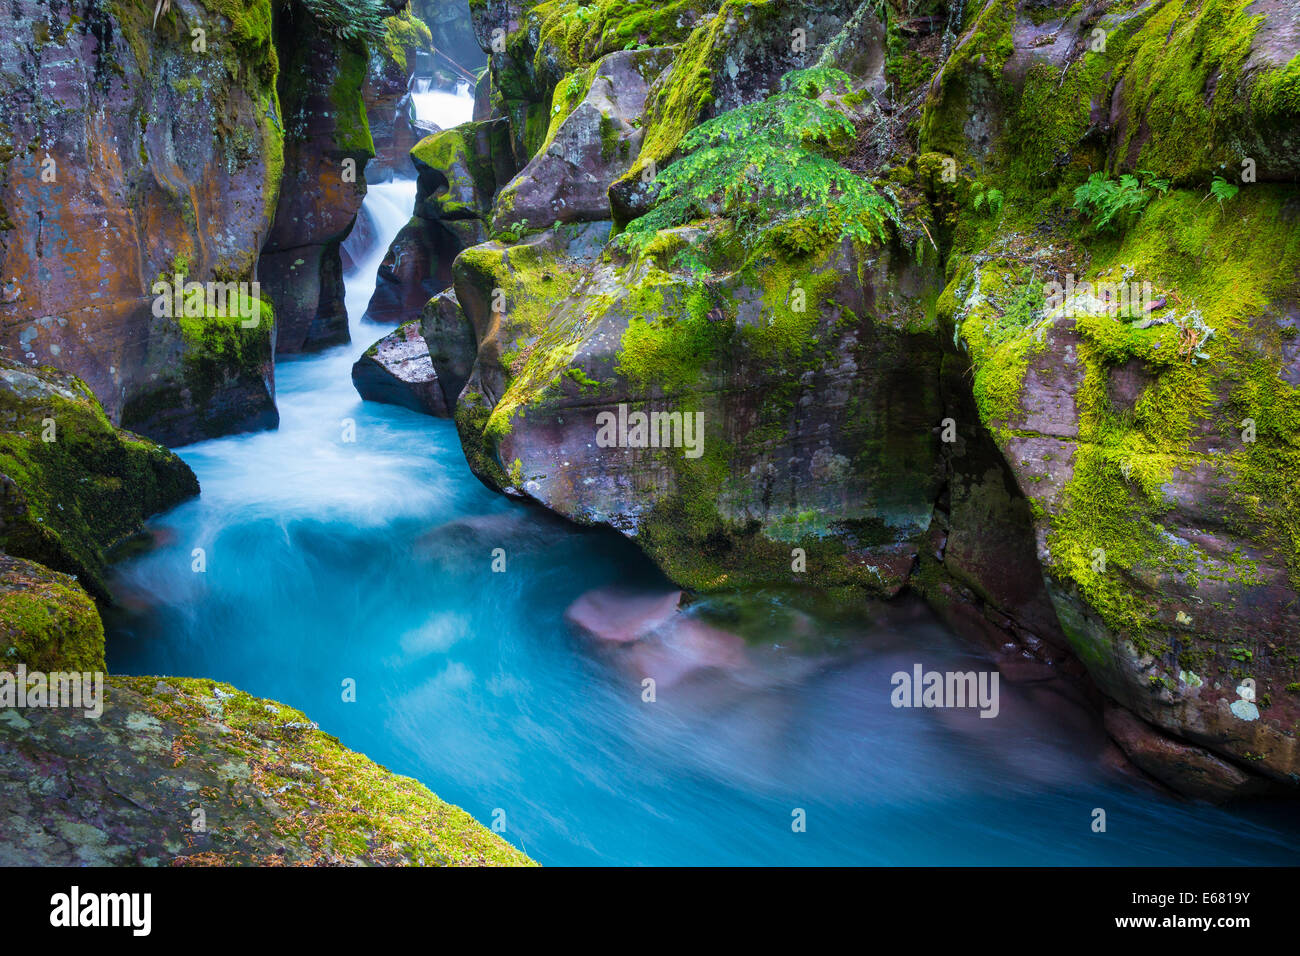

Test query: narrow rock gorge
[362,0,1300,802]
[1,0,1298,870]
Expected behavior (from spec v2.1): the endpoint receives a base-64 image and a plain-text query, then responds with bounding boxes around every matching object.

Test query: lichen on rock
[0,675,535,866]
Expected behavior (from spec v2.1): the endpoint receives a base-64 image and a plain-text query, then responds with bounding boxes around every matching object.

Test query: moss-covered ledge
[0,359,200,601]
[0,673,535,867]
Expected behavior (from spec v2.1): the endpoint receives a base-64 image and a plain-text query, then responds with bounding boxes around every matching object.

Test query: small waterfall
[343,178,418,345]
[408,77,474,131]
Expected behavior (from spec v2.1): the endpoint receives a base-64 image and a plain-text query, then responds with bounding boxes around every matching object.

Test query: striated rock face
[0,675,536,866]
[0,359,198,601]
[0,0,282,446]
[945,221,1300,790]
[258,2,375,354]
[351,318,448,415]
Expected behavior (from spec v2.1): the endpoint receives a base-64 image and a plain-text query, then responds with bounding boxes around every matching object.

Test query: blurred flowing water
[104,93,1300,866]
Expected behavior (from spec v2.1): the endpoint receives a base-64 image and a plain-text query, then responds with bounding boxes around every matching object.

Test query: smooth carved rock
[450,220,947,595]
[363,216,467,326]
[363,121,513,328]
[259,22,373,354]
[489,47,674,232]
[420,287,478,410]
[1103,703,1273,804]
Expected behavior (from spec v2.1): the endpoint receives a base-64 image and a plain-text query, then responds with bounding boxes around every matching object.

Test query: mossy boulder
[468,0,859,222]
[0,675,535,866]
[0,0,285,444]
[488,46,674,232]
[363,121,515,327]
[120,288,278,445]
[448,207,947,594]
[945,187,1300,791]
[0,555,105,673]
[411,122,505,221]
[0,359,199,601]
[920,0,1300,185]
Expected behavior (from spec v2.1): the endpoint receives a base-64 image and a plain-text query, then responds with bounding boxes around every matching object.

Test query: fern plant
[1072,171,1167,232]
[1208,174,1240,210]
[971,184,1004,218]
[297,0,390,43]
[620,69,898,256]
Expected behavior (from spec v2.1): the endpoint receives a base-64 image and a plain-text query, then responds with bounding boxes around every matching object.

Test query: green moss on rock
[0,556,104,672]
[0,674,535,866]
[0,359,199,600]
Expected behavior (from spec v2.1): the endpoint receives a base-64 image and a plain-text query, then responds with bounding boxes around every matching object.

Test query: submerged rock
[566,587,750,689]
[565,587,684,644]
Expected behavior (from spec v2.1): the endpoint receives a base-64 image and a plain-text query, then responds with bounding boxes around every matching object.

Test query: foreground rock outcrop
[0,675,534,866]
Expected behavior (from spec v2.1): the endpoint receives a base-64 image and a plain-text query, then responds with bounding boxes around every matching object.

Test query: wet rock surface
[258,14,372,355]
[0,359,198,600]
